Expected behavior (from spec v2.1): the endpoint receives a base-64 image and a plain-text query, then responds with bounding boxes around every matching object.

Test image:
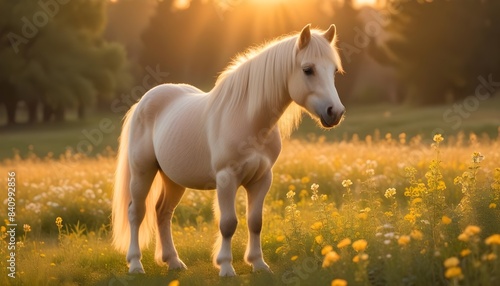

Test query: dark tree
[0,0,131,124]
[372,0,500,105]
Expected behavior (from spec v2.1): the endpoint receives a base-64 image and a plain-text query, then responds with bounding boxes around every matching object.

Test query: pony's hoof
[129,267,145,274]
[168,259,187,271]
[128,260,145,274]
[219,264,236,277]
[252,262,272,274]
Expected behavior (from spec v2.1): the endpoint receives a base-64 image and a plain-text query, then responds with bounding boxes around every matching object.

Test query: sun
[248,0,289,3]
[353,0,378,7]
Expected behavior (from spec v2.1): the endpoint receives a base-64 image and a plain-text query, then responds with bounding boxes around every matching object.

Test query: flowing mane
[208,30,343,138]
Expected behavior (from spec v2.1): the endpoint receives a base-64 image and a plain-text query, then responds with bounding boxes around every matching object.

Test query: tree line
[1,0,498,125]
[0,0,130,125]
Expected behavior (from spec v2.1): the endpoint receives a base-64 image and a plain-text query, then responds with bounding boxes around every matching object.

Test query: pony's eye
[303,67,314,76]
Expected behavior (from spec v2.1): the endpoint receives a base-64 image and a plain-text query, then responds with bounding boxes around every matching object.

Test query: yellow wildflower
[441,216,452,225]
[341,179,352,188]
[489,203,497,209]
[384,188,397,199]
[472,152,485,163]
[168,280,180,286]
[404,213,416,224]
[315,235,324,245]
[460,249,471,257]
[276,235,285,242]
[322,251,340,267]
[411,198,423,204]
[458,233,469,242]
[410,230,423,240]
[331,279,348,286]
[485,234,500,245]
[301,176,310,184]
[352,253,368,263]
[291,255,298,261]
[433,134,444,143]
[445,267,463,279]
[444,257,460,268]
[398,235,411,246]
[321,245,333,256]
[485,253,497,261]
[23,224,31,233]
[464,225,481,236]
[55,217,63,227]
[357,213,368,220]
[311,221,323,230]
[352,239,368,252]
[337,238,352,249]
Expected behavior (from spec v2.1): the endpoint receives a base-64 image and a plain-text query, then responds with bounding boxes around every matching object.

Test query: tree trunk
[77,103,85,119]
[4,100,17,125]
[27,100,38,123]
[54,105,65,121]
[43,105,53,122]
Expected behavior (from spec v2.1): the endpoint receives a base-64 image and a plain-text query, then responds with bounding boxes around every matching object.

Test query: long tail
[212,193,222,268]
[112,103,163,252]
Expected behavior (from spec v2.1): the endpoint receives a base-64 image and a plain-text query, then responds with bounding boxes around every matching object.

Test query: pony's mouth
[320,113,344,128]
[320,115,334,128]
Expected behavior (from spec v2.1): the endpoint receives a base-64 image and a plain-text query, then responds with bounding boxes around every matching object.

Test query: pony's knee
[248,214,262,234]
[219,217,238,238]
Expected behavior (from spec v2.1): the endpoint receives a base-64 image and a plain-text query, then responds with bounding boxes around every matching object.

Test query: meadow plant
[0,132,499,285]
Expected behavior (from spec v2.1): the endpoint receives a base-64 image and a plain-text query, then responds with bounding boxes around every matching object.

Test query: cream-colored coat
[112,24,345,276]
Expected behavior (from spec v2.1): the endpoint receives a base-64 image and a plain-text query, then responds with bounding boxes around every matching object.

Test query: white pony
[112,24,345,276]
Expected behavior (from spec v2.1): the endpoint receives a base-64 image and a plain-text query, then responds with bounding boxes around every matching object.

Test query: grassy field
[1,131,500,285]
[0,99,499,285]
[1,96,499,160]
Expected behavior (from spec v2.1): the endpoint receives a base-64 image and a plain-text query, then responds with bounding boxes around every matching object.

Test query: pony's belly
[155,137,216,190]
[162,164,217,190]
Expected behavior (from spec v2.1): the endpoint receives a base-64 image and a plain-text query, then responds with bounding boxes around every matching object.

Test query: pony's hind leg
[244,171,272,272]
[155,171,187,270]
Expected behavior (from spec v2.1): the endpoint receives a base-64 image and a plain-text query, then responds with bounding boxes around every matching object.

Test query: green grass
[1,134,500,285]
[2,97,499,160]
[296,96,500,142]
[0,111,123,160]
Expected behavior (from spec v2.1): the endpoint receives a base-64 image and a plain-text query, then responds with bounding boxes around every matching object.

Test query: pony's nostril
[327,106,334,117]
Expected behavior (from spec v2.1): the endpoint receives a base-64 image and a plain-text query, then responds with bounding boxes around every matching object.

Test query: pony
[112,24,345,276]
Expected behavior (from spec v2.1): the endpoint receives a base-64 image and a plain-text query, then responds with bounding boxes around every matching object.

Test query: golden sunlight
[354,0,378,7]
[248,0,290,4]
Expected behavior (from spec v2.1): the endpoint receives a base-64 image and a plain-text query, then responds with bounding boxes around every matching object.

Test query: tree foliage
[140,0,362,96]
[0,0,131,124]
[373,0,500,105]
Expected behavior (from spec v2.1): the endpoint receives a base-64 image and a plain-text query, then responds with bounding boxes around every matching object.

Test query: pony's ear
[298,24,311,50]
[323,24,336,43]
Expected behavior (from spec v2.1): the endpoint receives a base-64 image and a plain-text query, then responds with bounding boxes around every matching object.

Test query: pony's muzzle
[321,106,345,128]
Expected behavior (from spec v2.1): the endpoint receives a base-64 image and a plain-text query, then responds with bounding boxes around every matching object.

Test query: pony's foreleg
[214,170,239,277]
[244,171,272,272]
[127,169,157,273]
[155,172,187,270]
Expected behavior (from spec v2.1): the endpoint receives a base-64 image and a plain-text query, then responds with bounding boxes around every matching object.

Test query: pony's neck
[209,37,299,135]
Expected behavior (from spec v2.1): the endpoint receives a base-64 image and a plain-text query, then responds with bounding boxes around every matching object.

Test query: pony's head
[288,24,345,128]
